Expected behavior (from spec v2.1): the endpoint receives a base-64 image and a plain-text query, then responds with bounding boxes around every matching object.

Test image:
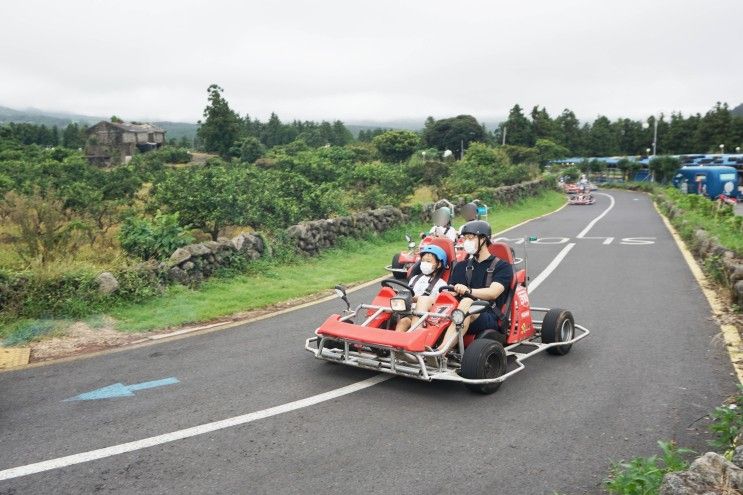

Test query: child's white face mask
[420,261,435,275]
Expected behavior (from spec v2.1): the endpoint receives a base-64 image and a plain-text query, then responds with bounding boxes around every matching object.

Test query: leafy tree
[649,156,680,183]
[372,130,420,163]
[340,161,414,209]
[238,136,265,163]
[501,105,534,147]
[531,106,557,141]
[119,212,194,261]
[62,123,85,149]
[554,109,583,154]
[422,115,486,154]
[155,161,249,240]
[587,116,618,156]
[441,142,530,195]
[197,84,243,157]
[500,145,538,165]
[1,190,85,266]
[534,139,569,167]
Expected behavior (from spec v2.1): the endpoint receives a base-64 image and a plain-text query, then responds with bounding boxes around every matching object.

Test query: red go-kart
[568,193,596,205]
[306,239,590,394]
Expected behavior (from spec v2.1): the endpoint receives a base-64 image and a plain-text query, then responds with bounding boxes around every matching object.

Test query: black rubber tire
[461,339,507,394]
[541,308,575,355]
[391,253,406,280]
[475,328,506,345]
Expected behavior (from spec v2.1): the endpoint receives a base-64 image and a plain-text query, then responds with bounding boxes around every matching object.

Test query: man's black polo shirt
[449,254,513,310]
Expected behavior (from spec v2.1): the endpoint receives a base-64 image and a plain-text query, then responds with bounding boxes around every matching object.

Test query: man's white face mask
[463,239,479,255]
[420,261,435,275]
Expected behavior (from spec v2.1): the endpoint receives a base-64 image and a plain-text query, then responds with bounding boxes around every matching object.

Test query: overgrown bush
[1,190,87,266]
[708,385,743,454]
[119,212,194,261]
[161,147,192,163]
[604,441,693,495]
[440,143,532,196]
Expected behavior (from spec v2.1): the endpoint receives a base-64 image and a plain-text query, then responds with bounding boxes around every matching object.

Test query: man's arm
[467,281,505,301]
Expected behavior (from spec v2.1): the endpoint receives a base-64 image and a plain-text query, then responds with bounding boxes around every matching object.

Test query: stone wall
[164,233,266,285]
[660,448,743,494]
[285,206,407,255]
[655,193,743,307]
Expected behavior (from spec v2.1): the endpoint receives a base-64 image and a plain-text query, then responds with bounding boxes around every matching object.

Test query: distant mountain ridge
[0,105,200,141]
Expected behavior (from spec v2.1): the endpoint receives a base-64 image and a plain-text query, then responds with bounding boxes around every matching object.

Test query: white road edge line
[0,374,392,481]
[576,192,615,238]
[0,195,599,482]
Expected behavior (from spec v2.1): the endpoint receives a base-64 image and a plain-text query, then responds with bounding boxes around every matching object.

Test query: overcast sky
[1,0,741,124]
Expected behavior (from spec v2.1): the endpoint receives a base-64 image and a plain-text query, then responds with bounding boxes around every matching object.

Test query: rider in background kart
[459,202,479,233]
[395,245,448,332]
[437,220,513,351]
[427,206,458,242]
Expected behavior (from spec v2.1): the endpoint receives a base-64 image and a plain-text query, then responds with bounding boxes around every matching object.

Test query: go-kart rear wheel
[461,339,507,394]
[390,253,406,280]
[541,308,575,355]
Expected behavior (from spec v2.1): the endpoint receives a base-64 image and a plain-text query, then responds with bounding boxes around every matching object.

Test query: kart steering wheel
[381,278,414,293]
[440,284,487,301]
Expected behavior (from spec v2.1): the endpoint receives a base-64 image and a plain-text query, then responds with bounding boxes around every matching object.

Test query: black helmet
[461,202,478,222]
[460,220,491,238]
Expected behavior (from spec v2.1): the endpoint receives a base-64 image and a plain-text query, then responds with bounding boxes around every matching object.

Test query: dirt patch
[25,281,375,364]
[30,319,152,362]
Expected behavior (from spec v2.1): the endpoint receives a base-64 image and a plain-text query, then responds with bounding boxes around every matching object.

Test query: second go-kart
[306,240,590,394]
[568,193,596,205]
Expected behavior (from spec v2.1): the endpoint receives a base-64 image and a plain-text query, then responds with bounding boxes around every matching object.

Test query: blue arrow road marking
[64,377,179,401]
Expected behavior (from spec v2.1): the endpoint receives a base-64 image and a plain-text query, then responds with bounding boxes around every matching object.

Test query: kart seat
[488,242,515,264]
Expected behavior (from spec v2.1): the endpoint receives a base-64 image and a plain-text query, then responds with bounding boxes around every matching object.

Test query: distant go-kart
[306,240,590,394]
[568,193,596,205]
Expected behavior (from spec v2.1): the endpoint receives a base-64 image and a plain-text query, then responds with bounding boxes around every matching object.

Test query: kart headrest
[488,242,515,264]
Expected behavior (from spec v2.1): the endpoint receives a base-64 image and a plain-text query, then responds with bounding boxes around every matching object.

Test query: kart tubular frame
[304,306,590,385]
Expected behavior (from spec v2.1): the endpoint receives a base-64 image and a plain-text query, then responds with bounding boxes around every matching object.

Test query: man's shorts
[467,310,499,334]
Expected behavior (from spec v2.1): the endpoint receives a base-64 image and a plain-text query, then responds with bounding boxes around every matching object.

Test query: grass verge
[3,190,565,340]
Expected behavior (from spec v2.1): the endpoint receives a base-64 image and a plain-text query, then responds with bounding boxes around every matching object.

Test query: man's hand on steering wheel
[453,284,472,297]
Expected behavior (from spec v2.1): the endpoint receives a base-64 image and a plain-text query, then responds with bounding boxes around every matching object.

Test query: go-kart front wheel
[461,339,507,394]
[390,253,407,280]
[541,308,575,355]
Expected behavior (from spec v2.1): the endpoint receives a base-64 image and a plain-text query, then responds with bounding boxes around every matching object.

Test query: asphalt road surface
[0,190,737,494]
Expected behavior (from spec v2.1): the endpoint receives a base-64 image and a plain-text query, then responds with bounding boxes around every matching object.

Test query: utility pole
[502,127,507,146]
[461,139,464,160]
[652,119,658,156]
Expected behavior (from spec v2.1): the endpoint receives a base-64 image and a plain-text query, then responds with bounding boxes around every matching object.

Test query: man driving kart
[437,220,513,352]
[394,245,448,333]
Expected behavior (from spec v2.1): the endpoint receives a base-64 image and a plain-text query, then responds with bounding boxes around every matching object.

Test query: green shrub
[119,212,194,261]
[157,147,192,163]
[604,441,693,495]
[708,385,743,453]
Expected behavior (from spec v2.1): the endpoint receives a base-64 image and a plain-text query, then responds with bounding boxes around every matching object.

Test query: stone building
[85,121,165,166]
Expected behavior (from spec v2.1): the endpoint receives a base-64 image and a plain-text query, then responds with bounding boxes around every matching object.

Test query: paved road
[0,190,737,494]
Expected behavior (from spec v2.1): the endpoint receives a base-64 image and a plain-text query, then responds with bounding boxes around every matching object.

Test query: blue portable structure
[671,165,739,200]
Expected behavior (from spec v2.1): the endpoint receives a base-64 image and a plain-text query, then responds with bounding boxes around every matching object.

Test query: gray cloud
[0,0,740,123]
